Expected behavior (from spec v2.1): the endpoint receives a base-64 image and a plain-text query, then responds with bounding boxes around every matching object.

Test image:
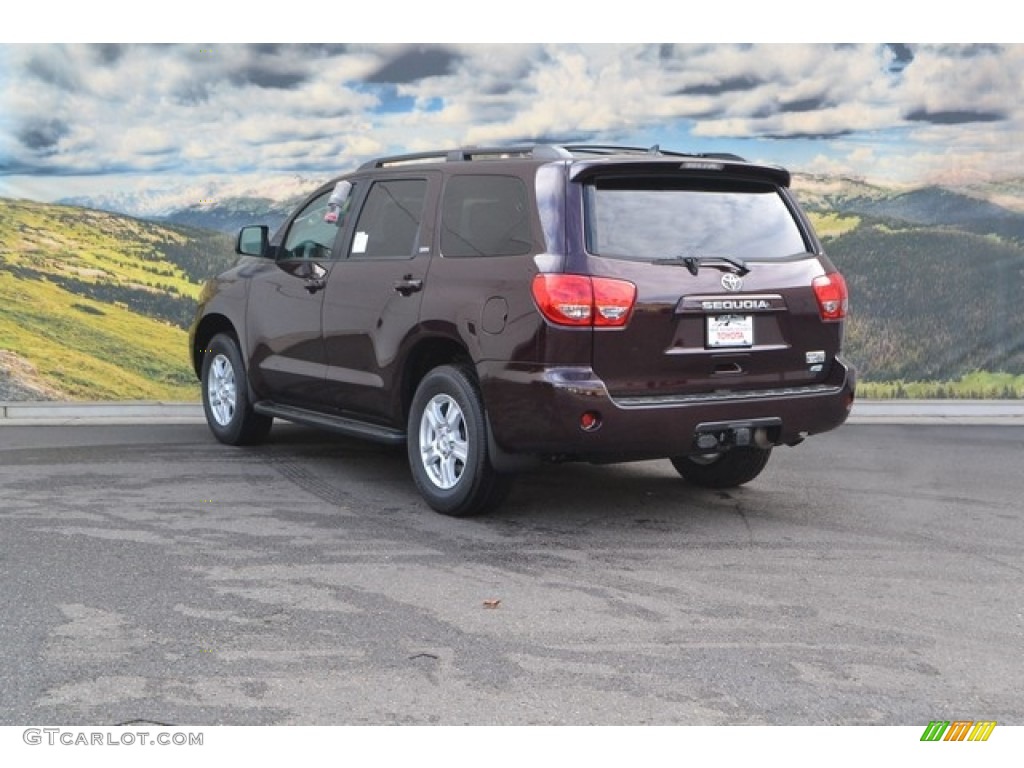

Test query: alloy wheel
[418,393,469,489]
[207,354,237,427]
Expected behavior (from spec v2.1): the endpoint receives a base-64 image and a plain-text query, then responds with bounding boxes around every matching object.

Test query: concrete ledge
[2,399,1024,427]
[0,401,205,425]
[847,399,1024,425]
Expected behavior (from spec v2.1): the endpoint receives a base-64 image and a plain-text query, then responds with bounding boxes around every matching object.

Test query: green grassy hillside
[818,217,1024,393]
[3,194,1024,401]
[0,198,235,400]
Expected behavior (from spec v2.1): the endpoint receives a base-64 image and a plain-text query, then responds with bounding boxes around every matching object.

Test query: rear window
[584,177,808,261]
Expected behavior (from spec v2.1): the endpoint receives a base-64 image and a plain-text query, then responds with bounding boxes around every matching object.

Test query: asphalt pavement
[1,415,1022,725]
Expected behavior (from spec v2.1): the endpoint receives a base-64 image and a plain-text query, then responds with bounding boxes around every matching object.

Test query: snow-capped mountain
[55,172,1024,238]
[58,175,324,225]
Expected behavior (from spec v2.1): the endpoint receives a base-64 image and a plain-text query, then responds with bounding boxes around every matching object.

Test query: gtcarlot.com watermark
[23,728,203,747]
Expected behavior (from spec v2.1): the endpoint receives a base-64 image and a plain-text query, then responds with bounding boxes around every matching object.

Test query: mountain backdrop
[2,173,1024,401]
[0,198,235,400]
[792,175,1024,394]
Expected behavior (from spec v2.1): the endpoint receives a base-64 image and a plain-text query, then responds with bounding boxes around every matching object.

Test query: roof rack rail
[357,145,572,170]
[356,144,747,171]
[696,152,747,162]
[558,144,682,157]
[559,144,748,162]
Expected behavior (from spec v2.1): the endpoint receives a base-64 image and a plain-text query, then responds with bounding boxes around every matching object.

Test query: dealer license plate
[707,315,754,348]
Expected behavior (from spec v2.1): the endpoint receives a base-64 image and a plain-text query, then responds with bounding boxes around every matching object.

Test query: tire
[407,365,512,516]
[200,333,273,446]
[670,446,772,489]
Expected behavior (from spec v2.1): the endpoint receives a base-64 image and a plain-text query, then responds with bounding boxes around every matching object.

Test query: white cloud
[4,43,1024,200]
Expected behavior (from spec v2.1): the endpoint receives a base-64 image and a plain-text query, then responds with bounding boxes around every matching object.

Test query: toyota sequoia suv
[190,144,855,516]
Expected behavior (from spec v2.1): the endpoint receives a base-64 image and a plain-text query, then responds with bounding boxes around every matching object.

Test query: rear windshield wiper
[652,254,750,277]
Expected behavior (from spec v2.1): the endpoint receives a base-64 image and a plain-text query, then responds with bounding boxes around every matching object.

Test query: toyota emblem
[721,273,743,292]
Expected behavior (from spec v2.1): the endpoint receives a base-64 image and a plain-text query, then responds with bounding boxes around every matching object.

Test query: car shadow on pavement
[251,423,765,534]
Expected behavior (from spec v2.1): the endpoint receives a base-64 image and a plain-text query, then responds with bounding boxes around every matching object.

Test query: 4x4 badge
[721,273,743,292]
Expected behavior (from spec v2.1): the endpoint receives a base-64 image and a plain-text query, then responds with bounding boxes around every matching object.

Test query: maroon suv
[190,144,855,516]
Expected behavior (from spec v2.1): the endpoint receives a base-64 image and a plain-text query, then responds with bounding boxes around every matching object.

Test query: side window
[441,175,533,258]
[282,190,343,260]
[349,179,427,259]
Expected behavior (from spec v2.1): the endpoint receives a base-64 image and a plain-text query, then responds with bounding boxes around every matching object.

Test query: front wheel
[200,333,273,446]
[670,446,772,489]
[407,365,511,516]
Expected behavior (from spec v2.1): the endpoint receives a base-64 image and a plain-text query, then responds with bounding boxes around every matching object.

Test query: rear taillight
[812,272,848,321]
[592,277,637,327]
[531,274,637,328]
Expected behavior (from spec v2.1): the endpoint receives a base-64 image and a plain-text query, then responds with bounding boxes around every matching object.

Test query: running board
[253,402,406,446]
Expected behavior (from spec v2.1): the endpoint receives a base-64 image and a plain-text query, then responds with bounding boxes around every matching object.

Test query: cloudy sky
[2,40,1022,208]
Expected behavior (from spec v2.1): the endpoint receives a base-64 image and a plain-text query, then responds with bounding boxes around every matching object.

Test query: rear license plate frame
[706,314,754,348]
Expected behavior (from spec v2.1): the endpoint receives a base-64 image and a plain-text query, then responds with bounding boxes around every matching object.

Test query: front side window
[282,190,342,260]
[349,179,427,259]
[584,177,808,262]
[441,175,533,258]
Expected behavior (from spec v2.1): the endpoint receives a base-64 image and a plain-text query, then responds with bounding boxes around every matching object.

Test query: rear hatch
[573,160,847,400]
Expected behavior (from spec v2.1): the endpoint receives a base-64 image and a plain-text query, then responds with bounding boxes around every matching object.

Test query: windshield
[584,177,809,261]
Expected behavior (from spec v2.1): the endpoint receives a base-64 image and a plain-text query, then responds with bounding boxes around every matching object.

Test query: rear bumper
[479,357,856,462]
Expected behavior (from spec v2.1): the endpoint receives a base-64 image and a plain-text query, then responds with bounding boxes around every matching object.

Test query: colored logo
[920,721,996,742]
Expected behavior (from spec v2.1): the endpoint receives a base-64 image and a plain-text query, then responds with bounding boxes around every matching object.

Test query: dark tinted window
[441,175,533,258]
[282,190,340,260]
[349,179,427,259]
[584,177,808,261]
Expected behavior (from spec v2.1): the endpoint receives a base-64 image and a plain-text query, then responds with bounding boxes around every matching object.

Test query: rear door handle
[304,278,327,294]
[393,276,423,296]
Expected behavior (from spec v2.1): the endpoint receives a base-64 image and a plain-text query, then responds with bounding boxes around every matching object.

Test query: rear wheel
[200,333,273,446]
[670,446,772,489]
[407,365,511,516]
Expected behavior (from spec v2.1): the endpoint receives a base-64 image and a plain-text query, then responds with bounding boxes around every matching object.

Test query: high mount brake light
[531,274,637,328]
[812,272,849,321]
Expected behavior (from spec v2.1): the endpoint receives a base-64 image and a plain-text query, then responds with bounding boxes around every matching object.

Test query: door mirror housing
[236,225,270,257]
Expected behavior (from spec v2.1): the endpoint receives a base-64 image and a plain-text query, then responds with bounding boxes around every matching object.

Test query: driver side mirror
[236,225,270,257]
